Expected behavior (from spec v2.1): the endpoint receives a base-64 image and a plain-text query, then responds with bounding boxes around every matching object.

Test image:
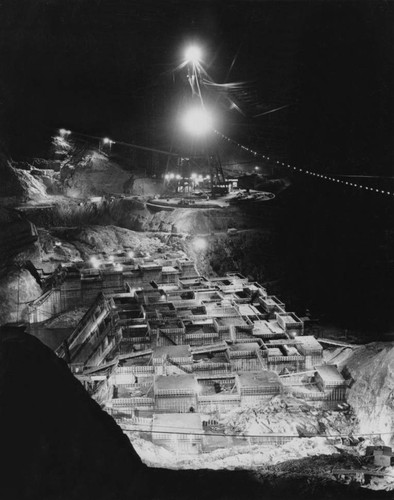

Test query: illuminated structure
[50,249,347,455]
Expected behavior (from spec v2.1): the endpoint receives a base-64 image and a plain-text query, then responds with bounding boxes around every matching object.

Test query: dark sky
[1,0,393,331]
[0,0,392,174]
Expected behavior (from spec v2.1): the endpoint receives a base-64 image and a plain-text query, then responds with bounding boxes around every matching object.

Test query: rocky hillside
[0,207,43,324]
[0,212,183,325]
[185,229,280,284]
[38,224,176,266]
[0,156,48,205]
[343,343,394,445]
[59,150,163,198]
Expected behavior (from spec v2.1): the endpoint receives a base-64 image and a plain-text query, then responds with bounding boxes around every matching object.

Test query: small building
[152,413,203,455]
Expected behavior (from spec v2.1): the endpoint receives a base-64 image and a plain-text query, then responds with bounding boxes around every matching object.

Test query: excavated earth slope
[344,343,394,445]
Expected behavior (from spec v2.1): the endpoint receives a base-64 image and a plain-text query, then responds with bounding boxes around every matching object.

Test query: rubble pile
[131,435,340,470]
[345,343,394,445]
[221,396,357,438]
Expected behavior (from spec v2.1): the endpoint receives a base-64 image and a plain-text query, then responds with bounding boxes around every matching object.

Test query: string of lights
[213,129,394,197]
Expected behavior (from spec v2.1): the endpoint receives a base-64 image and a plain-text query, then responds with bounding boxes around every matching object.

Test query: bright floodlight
[59,128,71,136]
[185,45,202,64]
[193,237,208,252]
[103,137,113,145]
[182,107,213,136]
[89,256,100,269]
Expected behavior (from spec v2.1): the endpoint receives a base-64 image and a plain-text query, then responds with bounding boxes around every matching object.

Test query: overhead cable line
[214,129,394,197]
[58,130,179,158]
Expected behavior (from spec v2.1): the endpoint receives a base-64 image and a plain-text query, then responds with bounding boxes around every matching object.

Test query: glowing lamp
[182,106,213,136]
[193,237,208,252]
[185,45,202,64]
[89,256,100,269]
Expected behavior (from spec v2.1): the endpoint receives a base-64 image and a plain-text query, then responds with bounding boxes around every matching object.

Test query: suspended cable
[253,104,291,118]
[213,129,394,197]
[59,130,179,157]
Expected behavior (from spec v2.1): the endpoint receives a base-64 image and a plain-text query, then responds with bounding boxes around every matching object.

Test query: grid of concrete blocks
[55,249,347,454]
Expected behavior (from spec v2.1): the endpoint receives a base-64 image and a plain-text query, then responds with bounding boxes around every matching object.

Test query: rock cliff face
[0,155,48,204]
[344,343,394,445]
[41,224,169,261]
[0,207,39,270]
[0,207,43,324]
[0,267,42,324]
[59,150,164,198]
[185,229,279,284]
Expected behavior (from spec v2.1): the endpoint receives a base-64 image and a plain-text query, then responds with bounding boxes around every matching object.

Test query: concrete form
[51,249,348,452]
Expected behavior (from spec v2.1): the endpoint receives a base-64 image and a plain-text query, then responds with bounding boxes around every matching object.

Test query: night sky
[0,0,392,168]
[0,0,393,332]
